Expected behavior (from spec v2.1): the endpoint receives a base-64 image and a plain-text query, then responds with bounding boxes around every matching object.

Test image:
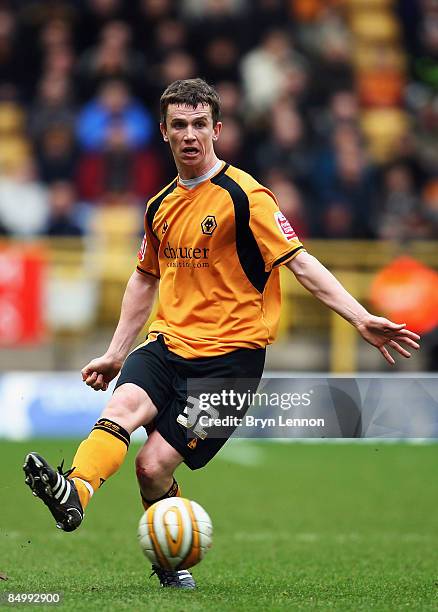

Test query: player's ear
[160,122,169,142]
[212,121,222,141]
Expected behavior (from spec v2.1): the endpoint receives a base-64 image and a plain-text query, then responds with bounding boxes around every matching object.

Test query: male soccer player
[23,79,420,589]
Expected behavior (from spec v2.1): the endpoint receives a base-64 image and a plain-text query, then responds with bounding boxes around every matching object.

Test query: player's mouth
[181,146,200,158]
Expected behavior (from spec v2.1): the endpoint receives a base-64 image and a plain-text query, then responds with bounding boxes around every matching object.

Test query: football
[138,497,213,570]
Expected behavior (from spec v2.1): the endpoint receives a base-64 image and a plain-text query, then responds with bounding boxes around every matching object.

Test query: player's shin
[69,418,130,509]
[138,475,182,511]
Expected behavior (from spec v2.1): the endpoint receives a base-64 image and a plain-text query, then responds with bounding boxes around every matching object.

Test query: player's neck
[176,153,221,181]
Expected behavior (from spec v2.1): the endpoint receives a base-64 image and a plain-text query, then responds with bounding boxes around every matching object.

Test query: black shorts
[114,335,265,469]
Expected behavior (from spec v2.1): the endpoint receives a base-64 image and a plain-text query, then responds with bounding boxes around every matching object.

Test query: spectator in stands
[140,0,176,20]
[39,18,73,56]
[213,115,249,169]
[255,101,313,193]
[76,0,128,53]
[36,124,77,184]
[377,162,423,241]
[76,21,146,100]
[312,124,375,237]
[133,0,176,55]
[413,15,438,93]
[215,81,243,116]
[0,7,28,98]
[201,36,240,84]
[181,0,248,49]
[321,200,356,239]
[312,89,359,141]
[241,28,306,118]
[43,181,83,237]
[43,44,76,83]
[421,179,438,239]
[77,122,165,204]
[150,19,189,63]
[76,79,153,152]
[307,17,354,107]
[249,0,290,42]
[181,0,247,19]
[266,172,309,238]
[413,100,438,177]
[159,50,197,87]
[0,159,48,236]
[29,74,76,143]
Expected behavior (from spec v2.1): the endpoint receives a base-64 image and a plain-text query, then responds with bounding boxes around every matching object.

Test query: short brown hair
[160,78,221,126]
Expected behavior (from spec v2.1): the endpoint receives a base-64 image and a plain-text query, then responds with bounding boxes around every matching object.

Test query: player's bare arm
[287,251,421,365]
[81,270,158,391]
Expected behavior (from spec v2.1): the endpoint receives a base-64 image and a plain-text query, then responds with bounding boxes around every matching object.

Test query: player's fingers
[379,345,395,365]
[388,340,411,358]
[85,371,98,386]
[397,328,421,341]
[81,367,91,381]
[383,322,406,332]
[394,336,420,350]
[91,373,105,391]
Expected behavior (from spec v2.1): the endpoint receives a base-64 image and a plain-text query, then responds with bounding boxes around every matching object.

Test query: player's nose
[183,126,196,140]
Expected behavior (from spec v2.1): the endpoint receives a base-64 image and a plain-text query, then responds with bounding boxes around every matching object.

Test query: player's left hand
[355,316,420,365]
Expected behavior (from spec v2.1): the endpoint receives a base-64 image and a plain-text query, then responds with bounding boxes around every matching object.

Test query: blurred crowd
[0,0,437,241]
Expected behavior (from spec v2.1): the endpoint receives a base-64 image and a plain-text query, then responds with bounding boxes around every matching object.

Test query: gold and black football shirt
[136,162,304,358]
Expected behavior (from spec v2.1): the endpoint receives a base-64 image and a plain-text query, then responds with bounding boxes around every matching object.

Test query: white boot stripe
[32,455,43,467]
[52,473,62,494]
[60,480,71,505]
[54,479,66,500]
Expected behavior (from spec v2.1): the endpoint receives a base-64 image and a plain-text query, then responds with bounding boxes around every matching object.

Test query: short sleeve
[249,188,305,272]
[136,209,160,279]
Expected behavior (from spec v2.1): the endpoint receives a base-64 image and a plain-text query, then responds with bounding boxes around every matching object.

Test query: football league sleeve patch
[249,188,305,272]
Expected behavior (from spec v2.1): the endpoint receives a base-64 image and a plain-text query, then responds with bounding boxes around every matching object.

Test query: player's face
[160,104,222,177]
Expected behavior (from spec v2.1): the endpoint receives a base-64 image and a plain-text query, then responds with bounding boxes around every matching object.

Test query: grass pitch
[1,440,437,611]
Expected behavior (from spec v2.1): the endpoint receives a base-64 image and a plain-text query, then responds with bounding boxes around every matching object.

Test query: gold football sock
[140,478,181,511]
[69,418,130,510]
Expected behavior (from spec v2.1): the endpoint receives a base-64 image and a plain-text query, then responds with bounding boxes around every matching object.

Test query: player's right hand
[81,355,123,391]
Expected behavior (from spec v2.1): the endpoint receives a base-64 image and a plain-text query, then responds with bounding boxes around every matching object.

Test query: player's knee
[135,456,171,485]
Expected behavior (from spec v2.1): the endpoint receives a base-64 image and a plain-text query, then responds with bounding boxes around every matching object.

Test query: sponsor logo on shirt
[137,233,147,262]
[163,242,210,268]
[274,211,296,241]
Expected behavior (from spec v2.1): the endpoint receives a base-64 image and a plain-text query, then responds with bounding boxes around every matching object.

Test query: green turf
[0,440,437,611]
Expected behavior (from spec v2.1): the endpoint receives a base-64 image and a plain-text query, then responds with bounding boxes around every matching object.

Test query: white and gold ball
[137,497,213,570]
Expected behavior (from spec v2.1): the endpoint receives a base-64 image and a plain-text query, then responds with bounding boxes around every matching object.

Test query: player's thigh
[106,339,175,434]
[136,430,184,479]
[101,383,158,434]
[156,345,267,470]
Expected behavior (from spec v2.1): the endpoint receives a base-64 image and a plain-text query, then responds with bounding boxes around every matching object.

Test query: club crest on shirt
[137,233,147,262]
[274,211,296,241]
[201,215,217,236]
